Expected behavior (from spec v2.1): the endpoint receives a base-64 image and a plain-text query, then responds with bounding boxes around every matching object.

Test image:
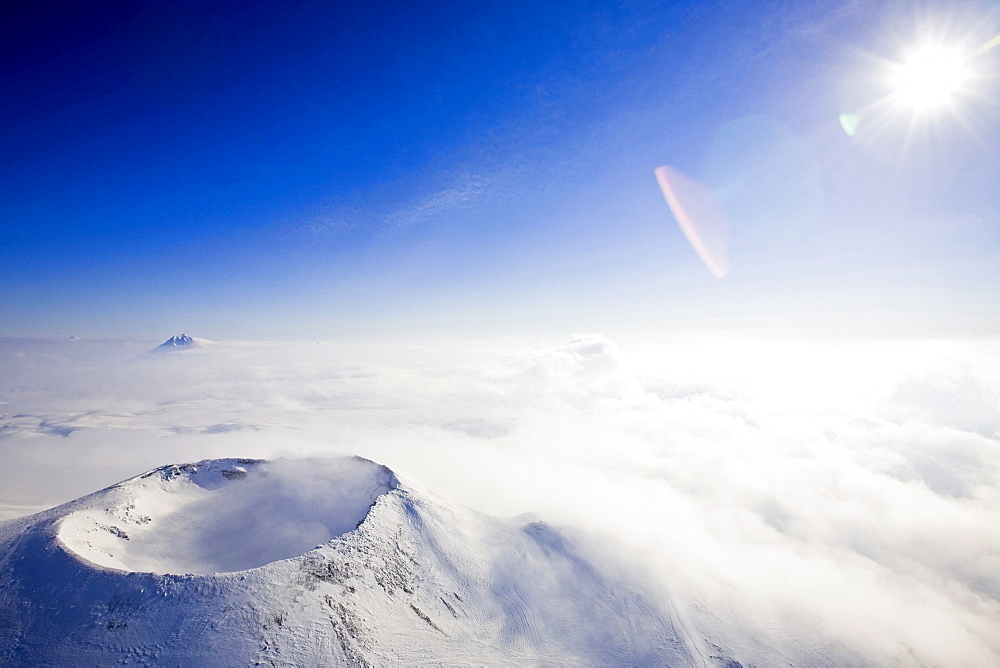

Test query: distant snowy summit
[151,333,198,352]
[0,456,711,666]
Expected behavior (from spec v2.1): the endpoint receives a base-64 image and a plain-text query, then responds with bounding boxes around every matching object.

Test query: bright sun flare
[889,44,970,111]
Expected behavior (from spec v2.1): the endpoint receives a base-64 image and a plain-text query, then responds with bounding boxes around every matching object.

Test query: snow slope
[0,457,711,666]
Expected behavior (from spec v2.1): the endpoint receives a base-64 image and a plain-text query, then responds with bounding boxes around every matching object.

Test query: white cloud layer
[1,334,999,665]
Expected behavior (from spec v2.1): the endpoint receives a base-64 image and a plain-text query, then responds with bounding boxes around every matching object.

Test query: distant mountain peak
[153,333,197,351]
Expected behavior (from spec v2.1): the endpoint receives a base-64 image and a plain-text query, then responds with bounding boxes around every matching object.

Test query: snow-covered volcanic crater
[58,457,395,575]
[0,457,710,665]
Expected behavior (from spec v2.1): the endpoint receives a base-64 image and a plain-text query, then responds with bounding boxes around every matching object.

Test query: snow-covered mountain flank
[0,457,708,666]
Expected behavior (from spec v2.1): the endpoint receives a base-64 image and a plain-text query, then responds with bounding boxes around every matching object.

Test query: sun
[887,44,971,113]
[845,25,998,147]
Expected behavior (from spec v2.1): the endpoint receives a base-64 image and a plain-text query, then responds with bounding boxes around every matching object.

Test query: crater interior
[57,457,395,574]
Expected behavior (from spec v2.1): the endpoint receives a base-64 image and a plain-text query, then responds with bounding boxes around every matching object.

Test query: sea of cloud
[1,333,998,665]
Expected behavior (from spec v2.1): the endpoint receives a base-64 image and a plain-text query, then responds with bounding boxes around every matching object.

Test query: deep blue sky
[2,0,998,340]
